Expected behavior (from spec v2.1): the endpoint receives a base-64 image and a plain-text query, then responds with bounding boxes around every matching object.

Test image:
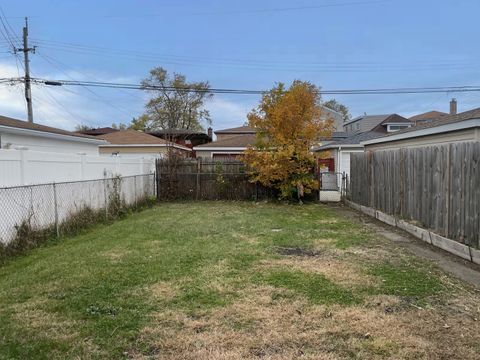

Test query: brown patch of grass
[317,219,338,224]
[313,238,337,247]
[11,300,80,342]
[131,282,480,360]
[134,286,339,359]
[100,249,132,262]
[149,281,177,301]
[257,255,377,289]
[330,302,480,359]
[232,232,260,245]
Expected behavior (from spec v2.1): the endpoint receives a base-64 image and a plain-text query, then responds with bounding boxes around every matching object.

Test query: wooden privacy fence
[349,142,480,248]
[155,159,272,201]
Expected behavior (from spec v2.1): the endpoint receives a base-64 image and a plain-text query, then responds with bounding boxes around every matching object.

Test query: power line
[22,77,480,96]
[23,38,478,73]
[1,1,392,19]
[36,50,140,117]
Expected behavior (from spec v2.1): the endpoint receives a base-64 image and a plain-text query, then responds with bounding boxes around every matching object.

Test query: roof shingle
[195,134,256,148]
[99,130,170,145]
[0,115,100,140]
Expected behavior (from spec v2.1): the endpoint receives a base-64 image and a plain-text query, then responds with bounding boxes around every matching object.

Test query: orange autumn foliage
[243,81,334,199]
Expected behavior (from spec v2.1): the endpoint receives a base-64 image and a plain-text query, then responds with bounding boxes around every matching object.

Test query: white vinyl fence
[0,174,156,245]
[0,148,155,187]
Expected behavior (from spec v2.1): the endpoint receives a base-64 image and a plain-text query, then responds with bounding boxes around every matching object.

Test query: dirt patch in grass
[273,246,322,257]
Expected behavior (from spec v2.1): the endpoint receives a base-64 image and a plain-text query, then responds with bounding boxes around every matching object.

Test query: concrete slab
[333,203,480,289]
[319,191,341,202]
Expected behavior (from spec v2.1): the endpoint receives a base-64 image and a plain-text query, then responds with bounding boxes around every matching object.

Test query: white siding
[337,149,364,187]
[0,149,155,187]
[339,152,351,176]
[0,132,101,154]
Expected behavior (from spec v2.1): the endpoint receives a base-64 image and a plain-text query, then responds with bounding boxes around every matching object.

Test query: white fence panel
[0,149,155,187]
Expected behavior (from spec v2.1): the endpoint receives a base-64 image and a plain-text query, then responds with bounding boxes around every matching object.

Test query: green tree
[323,99,351,122]
[140,67,213,131]
[129,115,150,131]
[74,124,92,132]
[111,122,127,130]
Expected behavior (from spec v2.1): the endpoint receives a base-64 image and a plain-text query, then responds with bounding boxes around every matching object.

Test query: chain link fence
[0,174,155,252]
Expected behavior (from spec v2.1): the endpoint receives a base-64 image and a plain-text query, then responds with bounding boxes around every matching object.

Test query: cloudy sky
[1,0,480,131]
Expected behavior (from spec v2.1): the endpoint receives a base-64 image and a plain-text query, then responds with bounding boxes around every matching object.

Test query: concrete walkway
[331,203,480,289]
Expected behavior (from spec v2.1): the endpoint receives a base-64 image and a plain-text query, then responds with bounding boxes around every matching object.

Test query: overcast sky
[1,0,480,131]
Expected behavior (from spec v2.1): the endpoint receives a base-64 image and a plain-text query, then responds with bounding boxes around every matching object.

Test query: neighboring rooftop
[214,126,256,134]
[409,110,448,123]
[344,114,411,126]
[362,107,480,145]
[99,129,171,145]
[149,129,209,136]
[314,130,386,151]
[77,127,119,136]
[0,115,101,141]
[194,133,256,149]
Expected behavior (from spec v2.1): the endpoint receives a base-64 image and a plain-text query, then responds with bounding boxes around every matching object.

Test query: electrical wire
[35,51,140,117]
[19,36,475,73]
[18,77,480,96]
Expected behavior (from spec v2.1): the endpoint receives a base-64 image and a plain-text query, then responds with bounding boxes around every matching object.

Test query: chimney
[207,127,213,139]
[450,98,457,115]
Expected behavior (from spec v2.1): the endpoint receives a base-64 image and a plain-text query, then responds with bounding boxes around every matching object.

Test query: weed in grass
[264,270,360,305]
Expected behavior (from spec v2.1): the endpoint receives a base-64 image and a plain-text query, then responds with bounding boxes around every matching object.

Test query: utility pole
[15,17,35,123]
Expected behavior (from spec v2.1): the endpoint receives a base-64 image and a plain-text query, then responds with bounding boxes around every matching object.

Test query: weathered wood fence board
[349,143,480,248]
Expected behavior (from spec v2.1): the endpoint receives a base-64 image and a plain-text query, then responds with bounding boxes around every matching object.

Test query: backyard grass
[0,202,479,359]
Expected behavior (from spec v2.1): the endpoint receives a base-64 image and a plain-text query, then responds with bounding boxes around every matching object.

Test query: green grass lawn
[0,202,479,359]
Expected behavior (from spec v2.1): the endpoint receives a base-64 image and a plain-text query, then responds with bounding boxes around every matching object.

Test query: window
[356,123,360,130]
[387,124,411,132]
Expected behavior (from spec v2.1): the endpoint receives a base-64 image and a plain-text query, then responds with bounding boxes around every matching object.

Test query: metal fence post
[134,175,137,208]
[103,178,108,220]
[196,157,201,200]
[53,182,59,237]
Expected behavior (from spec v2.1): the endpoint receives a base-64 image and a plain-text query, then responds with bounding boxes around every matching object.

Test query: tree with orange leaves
[243,80,334,200]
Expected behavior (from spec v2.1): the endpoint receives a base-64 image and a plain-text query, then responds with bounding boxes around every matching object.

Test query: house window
[356,123,360,130]
[387,124,411,132]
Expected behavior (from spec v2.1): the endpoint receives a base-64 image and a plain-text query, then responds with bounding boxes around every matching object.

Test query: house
[0,115,105,154]
[408,99,458,126]
[314,113,413,173]
[321,106,344,131]
[362,107,480,151]
[98,129,191,159]
[314,130,386,174]
[343,113,413,134]
[409,110,448,126]
[193,126,256,159]
[148,128,212,149]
